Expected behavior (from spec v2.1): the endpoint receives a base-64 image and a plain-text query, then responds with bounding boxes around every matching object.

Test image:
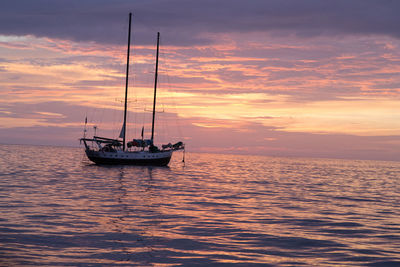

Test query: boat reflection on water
[110,167,158,263]
[87,165,164,265]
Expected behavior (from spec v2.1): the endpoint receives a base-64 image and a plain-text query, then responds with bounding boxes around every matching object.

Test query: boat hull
[85,150,172,166]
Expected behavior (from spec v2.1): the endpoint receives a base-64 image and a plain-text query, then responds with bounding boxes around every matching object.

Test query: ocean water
[0,144,399,266]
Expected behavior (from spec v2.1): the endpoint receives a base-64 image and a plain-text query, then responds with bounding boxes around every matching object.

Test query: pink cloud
[1,26,400,161]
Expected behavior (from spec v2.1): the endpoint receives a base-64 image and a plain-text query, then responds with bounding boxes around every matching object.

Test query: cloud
[180,118,400,161]
[0,100,186,145]
[2,107,399,161]
[1,1,400,161]
[1,0,400,46]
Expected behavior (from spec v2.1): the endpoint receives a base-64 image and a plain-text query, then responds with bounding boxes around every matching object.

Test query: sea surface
[0,144,399,266]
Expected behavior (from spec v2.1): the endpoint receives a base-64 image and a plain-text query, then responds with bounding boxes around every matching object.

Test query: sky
[1,0,400,161]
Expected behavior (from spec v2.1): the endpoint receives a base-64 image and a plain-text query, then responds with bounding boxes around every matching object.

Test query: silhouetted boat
[80,13,184,166]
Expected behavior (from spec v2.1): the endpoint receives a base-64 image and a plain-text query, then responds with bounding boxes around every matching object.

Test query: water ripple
[0,145,399,266]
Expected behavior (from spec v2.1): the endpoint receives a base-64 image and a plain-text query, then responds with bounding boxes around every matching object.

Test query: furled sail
[119,124,125,139]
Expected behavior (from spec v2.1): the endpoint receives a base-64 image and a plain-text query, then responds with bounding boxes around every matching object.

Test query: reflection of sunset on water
[2,145,399,265]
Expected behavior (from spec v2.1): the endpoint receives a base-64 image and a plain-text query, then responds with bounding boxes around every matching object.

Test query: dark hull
[87,154,171,166]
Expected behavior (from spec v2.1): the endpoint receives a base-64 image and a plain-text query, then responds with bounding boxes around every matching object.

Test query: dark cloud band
[0,0,399,45]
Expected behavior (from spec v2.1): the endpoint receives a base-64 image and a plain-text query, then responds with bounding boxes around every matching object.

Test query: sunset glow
[1,1,400,160]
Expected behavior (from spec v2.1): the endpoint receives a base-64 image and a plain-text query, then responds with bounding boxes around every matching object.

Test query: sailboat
[80,13,184,166]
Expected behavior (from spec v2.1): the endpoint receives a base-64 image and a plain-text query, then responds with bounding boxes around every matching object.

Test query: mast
[151,32,160,143]
[122,13,132,151]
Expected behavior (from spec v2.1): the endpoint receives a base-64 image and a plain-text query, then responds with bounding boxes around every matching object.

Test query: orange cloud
[1,33,400,160]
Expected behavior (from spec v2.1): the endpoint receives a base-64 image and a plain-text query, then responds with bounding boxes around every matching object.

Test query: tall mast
[151,32,160,143]
[122,13,132,151]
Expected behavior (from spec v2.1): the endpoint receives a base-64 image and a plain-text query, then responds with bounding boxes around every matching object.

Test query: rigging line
[111,100,117,138]
[130,21,138,140]
[133,105,137,139]
[88,108,95,137]
[156,37,172,143]
[142,104,147,139]
[159,39,184,141]
[95,104,106,137]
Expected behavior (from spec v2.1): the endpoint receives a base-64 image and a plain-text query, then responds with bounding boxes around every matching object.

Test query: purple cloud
[0,0,399,45]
